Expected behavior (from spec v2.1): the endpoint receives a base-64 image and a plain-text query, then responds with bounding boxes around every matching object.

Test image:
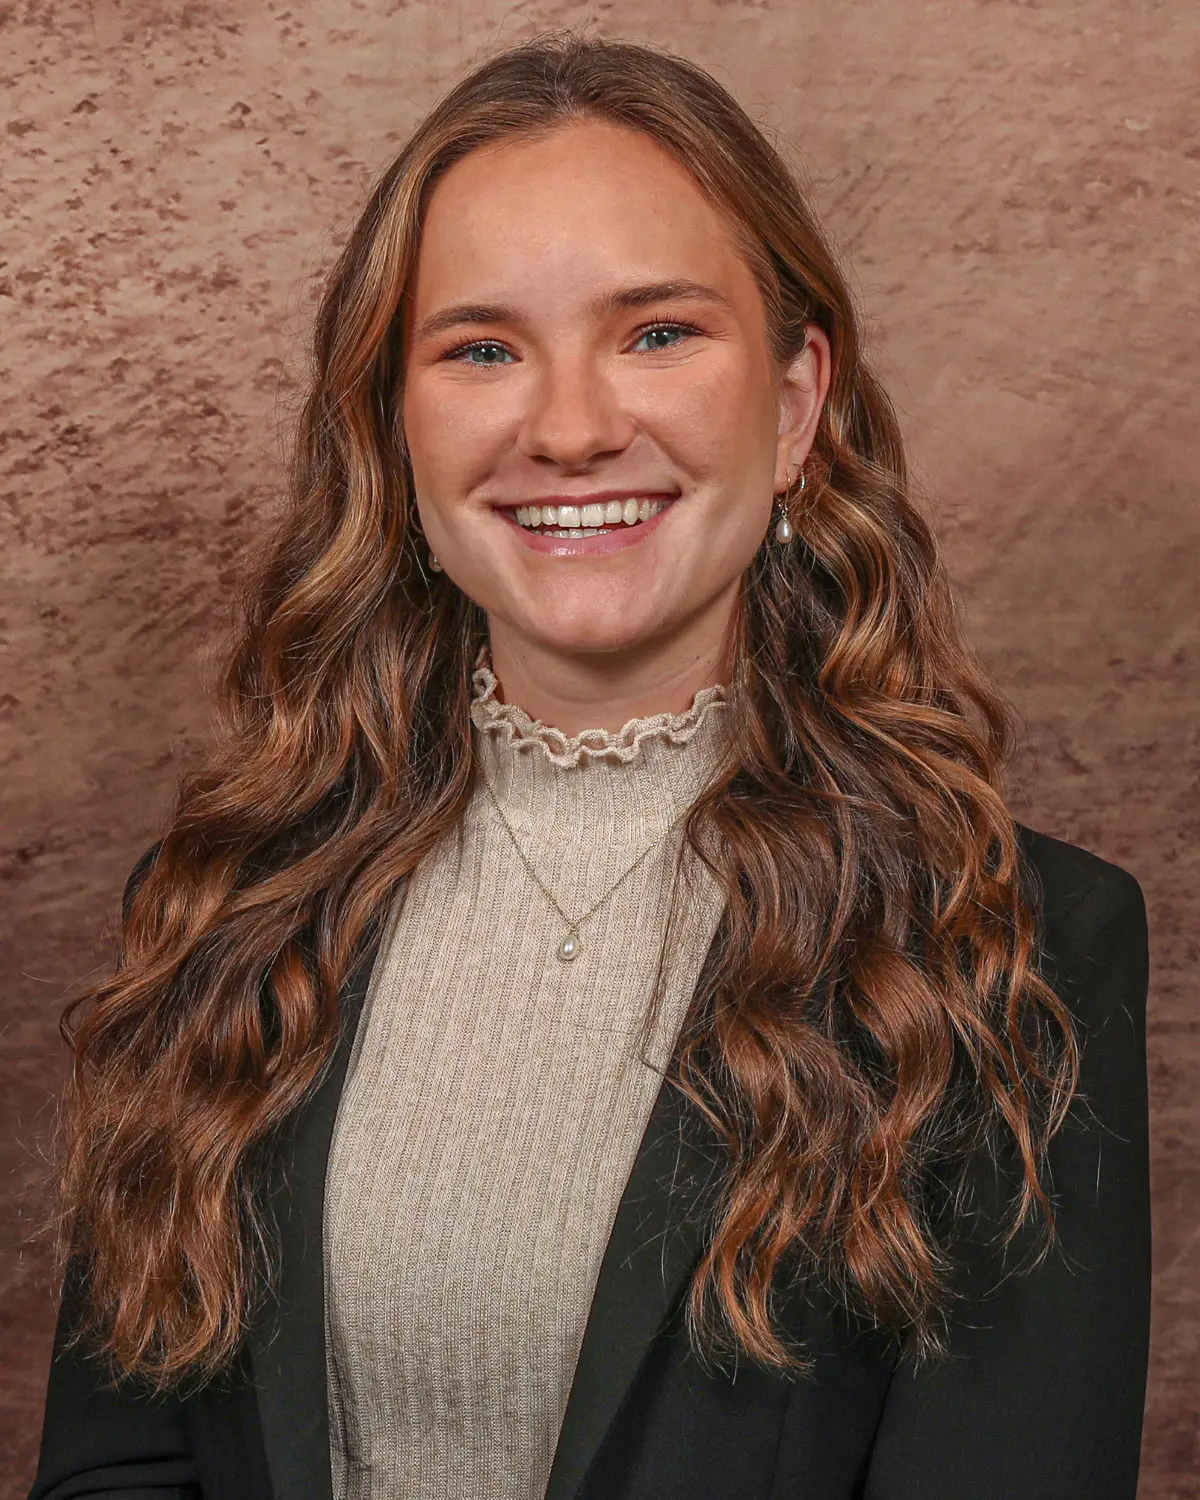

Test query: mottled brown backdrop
[2,1,1197,1495]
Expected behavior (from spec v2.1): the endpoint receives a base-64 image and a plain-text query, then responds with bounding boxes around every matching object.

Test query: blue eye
[631,321,699,352]
[443,320,701,366]
[450,340,514,367]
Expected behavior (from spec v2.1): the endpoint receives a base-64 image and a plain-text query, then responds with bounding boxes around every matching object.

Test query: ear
[772,325,832,495]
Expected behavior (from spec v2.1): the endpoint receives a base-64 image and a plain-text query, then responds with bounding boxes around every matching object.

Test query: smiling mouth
[507,497,670,538]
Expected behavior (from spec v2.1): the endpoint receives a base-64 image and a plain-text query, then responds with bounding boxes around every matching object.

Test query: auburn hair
[56,31,1077,1385]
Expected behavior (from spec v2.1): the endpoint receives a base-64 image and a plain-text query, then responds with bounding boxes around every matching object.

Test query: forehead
[410,118,758,312]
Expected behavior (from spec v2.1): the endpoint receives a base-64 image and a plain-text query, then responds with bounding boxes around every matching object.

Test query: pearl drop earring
[775,468,805,545]
[429,552,443,573]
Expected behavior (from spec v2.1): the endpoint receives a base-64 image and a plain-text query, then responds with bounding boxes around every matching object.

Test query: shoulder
[1014,821,1147,967]
[1013,822,1149,1119]
[1013,820,1143,918]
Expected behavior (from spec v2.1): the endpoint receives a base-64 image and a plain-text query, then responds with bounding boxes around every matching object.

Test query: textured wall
[2,1,1197,1494]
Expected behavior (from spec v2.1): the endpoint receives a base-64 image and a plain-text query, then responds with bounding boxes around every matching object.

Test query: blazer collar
[249,889,727,1500]
[543,1051,725,1500]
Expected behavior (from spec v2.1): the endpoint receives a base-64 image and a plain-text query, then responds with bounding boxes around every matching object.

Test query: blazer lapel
[250,894,727,1500]
[543,1026,727,1500]
[250,920,385,1500]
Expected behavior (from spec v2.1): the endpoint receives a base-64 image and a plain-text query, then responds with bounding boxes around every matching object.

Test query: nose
[516,349,636,470]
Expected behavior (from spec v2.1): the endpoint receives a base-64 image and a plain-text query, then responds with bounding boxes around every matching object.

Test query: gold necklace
[480,767,686,962]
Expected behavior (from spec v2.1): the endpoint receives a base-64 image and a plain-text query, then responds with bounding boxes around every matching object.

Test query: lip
[499,496,678,557]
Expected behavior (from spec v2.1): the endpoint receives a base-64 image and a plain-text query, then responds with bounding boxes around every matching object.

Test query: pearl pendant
[557,930,582,962]
[774,513,794,544]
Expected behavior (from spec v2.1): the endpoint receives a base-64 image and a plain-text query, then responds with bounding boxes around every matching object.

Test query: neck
[485,616,734,737]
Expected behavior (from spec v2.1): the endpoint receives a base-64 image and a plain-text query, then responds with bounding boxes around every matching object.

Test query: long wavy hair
[57,31,1078,1386]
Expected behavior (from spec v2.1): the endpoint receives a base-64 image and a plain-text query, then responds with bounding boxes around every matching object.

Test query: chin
[518,609,661,661]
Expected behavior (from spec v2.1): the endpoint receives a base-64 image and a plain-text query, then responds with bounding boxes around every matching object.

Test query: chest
[322,810,728,1498]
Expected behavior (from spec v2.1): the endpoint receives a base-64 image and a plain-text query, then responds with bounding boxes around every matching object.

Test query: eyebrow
[408,278,736,345]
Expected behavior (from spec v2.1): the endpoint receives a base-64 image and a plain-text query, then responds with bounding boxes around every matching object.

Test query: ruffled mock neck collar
[467,649,730,845]
[469,656,727,770]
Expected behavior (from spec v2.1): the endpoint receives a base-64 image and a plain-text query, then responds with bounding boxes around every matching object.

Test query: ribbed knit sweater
[323,657,731,1500]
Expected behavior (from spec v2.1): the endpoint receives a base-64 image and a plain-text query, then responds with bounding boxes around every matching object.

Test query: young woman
[31,33,1150,1500]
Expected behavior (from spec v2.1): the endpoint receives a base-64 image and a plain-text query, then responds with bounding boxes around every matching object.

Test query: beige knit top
[323,656,732,1500]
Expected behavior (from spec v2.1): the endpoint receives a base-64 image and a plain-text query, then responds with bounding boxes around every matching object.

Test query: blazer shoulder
[1014,820,1145,944]
[1012,822,1149,1061]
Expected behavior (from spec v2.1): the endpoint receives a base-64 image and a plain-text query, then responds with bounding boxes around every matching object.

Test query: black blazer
[30,822,1151,1500]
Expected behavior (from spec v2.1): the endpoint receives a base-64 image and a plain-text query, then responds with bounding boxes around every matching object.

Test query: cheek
[399,384,438,494]
[639,355,776,483]
[402,378,513,498]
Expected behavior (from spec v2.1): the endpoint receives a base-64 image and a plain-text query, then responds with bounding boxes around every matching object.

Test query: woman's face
[401,118,829,691]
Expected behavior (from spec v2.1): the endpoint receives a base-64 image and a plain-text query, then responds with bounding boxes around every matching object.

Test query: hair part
[56,30,1077,1386]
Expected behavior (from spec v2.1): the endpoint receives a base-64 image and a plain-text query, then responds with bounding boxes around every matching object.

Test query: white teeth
[513,497,671,532]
